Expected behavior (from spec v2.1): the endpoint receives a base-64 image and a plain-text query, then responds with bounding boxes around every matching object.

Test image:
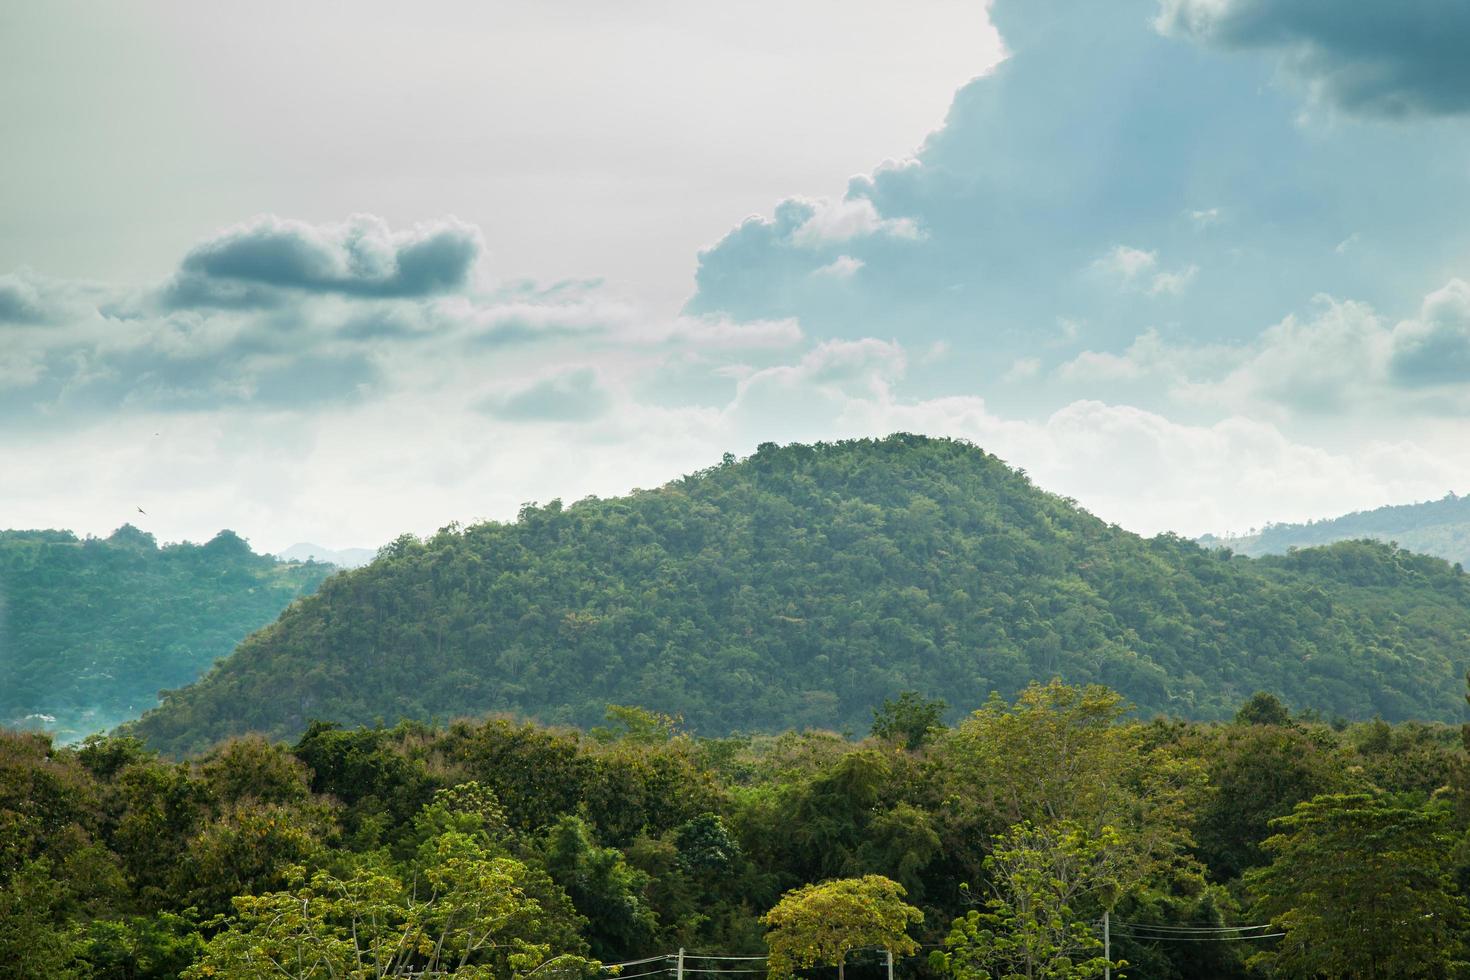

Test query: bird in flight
[136,506,147,516]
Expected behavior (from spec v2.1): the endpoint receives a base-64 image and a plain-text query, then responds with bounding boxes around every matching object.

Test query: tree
[933,822,1123,980]
[871,692,948,750]
[1233,692,1292,727]
[183,840,593,980]
[936,682,1201,889]
[1246,793,1468,979]
[762,875,921,980]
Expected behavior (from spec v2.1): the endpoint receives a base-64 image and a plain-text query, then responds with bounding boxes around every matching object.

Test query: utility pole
[677,948,685,980]
[885,948,893,980]
[1103,911,1111,980]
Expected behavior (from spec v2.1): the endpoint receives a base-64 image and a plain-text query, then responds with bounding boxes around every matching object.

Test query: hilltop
[0,526,333,739]
[1201,493,1470,568]
[127,435,1470,755]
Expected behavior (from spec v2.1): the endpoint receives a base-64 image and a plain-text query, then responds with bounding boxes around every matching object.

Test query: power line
[1113,928,1284,943]
[603,956,676,969]
[682,955,769,961]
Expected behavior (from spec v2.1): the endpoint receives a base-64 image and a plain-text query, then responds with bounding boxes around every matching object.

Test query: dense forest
[0,526,333,740]
[129,435,1470,757]
[1200,492,1470,567]
[6,683,1469,978]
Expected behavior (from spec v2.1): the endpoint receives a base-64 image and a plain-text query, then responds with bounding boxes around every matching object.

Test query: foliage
[122,437,1470,756]
[0,526,332,740]
[1247,793,1469,979]
[762,875,921,980]
[871,692,948,750]
[933,822,1124,980]
[1,681,1467,979]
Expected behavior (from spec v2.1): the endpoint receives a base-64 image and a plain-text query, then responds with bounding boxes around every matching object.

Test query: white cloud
[1090,245,1198,297]
[1093,245,1158,282]
[811,255,865,279]
[790,197,922,247]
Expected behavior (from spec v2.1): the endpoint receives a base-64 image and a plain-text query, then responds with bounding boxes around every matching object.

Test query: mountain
[0,526,334,740]
[1200,493,1470,568]
[277,542,378,568]
[126,435,1470,756]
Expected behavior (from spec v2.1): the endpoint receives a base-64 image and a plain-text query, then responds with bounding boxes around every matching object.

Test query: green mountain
[1200,493,1470,568]
[127,435,1470,756]
[0,525,334,740]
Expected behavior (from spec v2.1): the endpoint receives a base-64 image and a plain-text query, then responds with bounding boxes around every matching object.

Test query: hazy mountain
[1201,493,1470,568]
[0,526,333,741]
[277,542,378,569]
[127,436,1470,756]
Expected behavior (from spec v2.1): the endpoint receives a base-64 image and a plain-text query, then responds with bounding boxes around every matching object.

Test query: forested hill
[128,435,1470,755]
[0,526,333,740]
[1200,492,1470,567]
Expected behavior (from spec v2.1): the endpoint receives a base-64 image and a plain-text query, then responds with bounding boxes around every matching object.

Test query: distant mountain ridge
[277,542,377,568]
[1200,493,1470,568]
[126,435,1470,756]
[0,526,333,740]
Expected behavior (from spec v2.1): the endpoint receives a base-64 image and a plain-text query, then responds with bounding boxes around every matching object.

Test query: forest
[129,436,1470,756]
[5,682,1468,979]
[0,526,333,740]
[1200,492,1470,568]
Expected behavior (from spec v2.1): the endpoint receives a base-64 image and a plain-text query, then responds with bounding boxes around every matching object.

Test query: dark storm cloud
[164,214,483,309]
[1159,0,1470,117]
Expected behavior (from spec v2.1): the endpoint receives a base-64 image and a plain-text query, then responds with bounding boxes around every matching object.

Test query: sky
[2,0,1469,554]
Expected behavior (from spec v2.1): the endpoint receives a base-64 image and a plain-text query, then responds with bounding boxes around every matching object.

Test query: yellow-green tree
[933,822,1124,980]
[762,875,921,980]
[183,835,594,980]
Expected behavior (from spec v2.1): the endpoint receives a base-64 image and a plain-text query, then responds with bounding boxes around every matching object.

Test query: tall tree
[1247,793,1468,979]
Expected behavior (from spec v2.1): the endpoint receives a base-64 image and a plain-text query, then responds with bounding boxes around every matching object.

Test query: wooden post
[886,948,893,980]
[677,948,685,980]
[1103,911,1111,980]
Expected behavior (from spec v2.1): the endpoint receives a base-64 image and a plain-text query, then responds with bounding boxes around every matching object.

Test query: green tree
[1233,692,1292,727]
[541,815,658,959]
[184,843,592,980]
[1246,793,1468,979]
[762,875,922,980]
[933,822,1124,980]
[871,692,948,750]
[936,682,1201,889]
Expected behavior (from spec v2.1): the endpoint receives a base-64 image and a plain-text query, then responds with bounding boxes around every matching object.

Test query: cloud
[0,268,96,325]
[1157,0,1470,117]
[480,367,612,422]
[1389,279,1470,386]
[1058,279,1470,416]
[685,0,1470,379]
[165,214,483,308]
[1090,245,1198,297]
[812,255,864,280]
[789,197,922,248]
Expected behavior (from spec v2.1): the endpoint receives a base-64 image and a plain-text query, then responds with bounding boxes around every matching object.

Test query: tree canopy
[0,526,332,740]
[123,436,1470,756]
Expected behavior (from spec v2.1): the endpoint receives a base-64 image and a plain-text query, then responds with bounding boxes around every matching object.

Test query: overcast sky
[3,0,1470,553]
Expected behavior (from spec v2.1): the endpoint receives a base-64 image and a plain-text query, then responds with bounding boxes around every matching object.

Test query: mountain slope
[0,526,334,740]
[127,436,1470,755]
[1200,493,1470,568]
